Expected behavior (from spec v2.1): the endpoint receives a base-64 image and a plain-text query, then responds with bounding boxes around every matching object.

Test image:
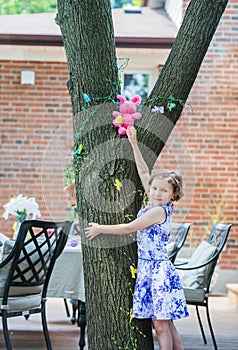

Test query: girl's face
[149,178,174,206]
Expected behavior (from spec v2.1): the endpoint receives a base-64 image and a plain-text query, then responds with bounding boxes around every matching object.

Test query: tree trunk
[57,0,228,349]
[57,1,153,348]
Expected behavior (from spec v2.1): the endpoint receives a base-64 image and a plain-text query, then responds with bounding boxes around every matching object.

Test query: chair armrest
[174,257,189,266]
[168,250,177,259]
[175,246,221,270]
[176,257,216,270]
[174,261,188,267]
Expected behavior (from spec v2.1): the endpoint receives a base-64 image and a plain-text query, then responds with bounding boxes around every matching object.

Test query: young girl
[85,126,188,350]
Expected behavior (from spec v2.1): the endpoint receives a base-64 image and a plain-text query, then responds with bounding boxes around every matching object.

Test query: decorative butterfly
[130,265,137,279]
[114,178,122,191]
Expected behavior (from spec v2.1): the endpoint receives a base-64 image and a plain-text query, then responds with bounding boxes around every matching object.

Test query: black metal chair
[0,219,71,350]
[168,222,191,263]
[175,223,232,350]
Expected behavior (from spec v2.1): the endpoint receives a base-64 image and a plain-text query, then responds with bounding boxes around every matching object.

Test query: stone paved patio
[1,295,237,350]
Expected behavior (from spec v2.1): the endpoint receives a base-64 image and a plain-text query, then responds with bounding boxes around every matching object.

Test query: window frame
[121,68,158,99]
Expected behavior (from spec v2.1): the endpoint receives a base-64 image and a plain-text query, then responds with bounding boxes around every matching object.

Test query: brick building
[0,1,237,291]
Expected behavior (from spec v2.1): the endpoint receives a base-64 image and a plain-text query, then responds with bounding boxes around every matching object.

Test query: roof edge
[116,37,175,49]
[0,34,175,49]
[0,34,62,46]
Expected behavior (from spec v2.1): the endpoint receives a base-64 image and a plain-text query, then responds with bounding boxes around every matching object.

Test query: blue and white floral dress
[132,202,189,320]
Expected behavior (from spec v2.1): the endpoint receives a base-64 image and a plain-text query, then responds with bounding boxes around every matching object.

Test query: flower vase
[13,213,28,240]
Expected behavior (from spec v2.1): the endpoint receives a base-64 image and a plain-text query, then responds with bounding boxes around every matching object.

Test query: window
[121,70,156,102]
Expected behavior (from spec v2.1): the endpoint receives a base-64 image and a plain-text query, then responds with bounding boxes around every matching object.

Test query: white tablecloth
[47,240,85,302]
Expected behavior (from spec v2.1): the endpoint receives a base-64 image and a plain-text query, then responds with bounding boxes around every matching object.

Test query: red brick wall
[0,2,237,270]
[0,61,73,234]
[166,0,238,268]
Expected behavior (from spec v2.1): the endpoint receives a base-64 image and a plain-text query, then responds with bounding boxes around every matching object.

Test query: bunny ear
[116,95,127,103]
[130,95,142,105]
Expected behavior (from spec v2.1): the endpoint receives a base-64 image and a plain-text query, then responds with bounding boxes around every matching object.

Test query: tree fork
[57,0,228,349]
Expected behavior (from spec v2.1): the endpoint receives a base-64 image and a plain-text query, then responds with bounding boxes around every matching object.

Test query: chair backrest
[0,220,71,305]
[208,223,232,251]
[205,223,233,286]
[179,223,232,291]
[168,223,191,263]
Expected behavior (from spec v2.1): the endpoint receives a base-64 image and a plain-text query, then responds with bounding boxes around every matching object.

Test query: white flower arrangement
[2,194,41,221]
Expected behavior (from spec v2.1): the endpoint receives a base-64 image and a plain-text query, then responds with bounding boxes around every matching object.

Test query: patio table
[47,236,86,350]
[47,238,85,301]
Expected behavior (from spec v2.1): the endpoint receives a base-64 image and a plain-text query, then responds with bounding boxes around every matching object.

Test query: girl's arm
[126,126,150,196]
[85,206,165,240]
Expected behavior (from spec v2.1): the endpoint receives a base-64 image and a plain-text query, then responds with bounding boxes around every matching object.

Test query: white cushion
[181,241,217,289]
[0,294,41,312]
[1,239,15,260]
[166,241,176,256]
[0,233,9,261]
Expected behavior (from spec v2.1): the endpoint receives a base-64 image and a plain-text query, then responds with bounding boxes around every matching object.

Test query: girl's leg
[169,321,184,350]
[153,319,173,350]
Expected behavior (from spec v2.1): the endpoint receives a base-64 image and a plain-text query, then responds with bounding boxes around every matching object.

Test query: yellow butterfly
[77,144,83,153]
[129,308,133,323]
[130,265,137,279]
[114,178,122,191]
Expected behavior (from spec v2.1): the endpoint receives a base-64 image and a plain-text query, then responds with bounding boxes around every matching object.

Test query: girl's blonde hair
[149,170,184,202]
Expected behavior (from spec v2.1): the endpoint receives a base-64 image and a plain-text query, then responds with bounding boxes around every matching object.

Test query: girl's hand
[85,223,101,240]
[126,126,137,145]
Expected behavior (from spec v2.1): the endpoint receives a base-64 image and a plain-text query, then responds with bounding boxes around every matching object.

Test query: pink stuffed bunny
[112,95,142,135]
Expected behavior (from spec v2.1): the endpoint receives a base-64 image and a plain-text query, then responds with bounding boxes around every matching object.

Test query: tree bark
[57,0,228,349]
[57,1,153,348]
